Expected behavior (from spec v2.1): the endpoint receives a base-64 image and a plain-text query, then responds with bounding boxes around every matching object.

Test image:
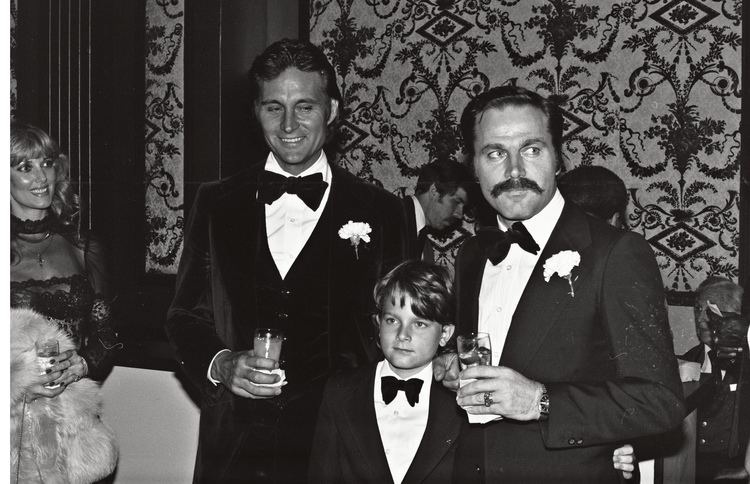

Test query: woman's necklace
[18,232,55,268]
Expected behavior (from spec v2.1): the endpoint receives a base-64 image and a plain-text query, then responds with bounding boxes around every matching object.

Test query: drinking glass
[457,332,492,370]
[36,339,61,389]
[253,328,284,362]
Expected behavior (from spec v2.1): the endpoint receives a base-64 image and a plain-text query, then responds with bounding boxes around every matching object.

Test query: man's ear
[327,99,340,126]
[429,183,440,200]
[439,324,456,346]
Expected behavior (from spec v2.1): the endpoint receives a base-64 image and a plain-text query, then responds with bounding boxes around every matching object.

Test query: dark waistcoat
[254,203,333,398]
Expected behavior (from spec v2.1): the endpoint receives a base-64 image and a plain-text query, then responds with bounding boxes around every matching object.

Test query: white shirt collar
[264,151,332,184]
[497,189,565,252]
[410,195,427,234]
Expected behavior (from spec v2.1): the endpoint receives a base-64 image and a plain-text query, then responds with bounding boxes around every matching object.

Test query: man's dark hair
[459,85,564,166]
[414,159,475,203]
[248,38,342,111]
[557,165,628,221]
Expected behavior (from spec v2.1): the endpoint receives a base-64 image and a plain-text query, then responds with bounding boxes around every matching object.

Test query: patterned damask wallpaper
[140,0,741,308]
[10,0,17,117]
[309,0,742,305]
[144,0,185,274]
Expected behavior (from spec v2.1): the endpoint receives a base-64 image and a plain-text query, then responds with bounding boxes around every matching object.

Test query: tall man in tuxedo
[403,159,473,261]
[166,39,406,483]
[451,86,685,482]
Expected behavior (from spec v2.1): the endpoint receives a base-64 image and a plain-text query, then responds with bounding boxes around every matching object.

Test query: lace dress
[10,233,120,380]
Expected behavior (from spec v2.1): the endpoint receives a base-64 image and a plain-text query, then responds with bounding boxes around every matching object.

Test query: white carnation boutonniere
[543,250,580,297]
[338,220,372,260]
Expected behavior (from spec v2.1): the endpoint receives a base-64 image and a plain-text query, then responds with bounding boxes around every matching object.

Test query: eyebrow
[259,98,319,106]
[480,137,548,151]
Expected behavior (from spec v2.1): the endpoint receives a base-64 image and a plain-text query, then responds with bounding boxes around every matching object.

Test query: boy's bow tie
[381,375,423,407]
[257,170,328,210]
[477,222,540,265]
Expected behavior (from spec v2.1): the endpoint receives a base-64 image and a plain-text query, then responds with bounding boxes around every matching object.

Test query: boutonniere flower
[543,250,580,297]
[338,220,372,260]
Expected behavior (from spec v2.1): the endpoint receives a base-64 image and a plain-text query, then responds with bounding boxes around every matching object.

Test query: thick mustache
[490,178,543,197]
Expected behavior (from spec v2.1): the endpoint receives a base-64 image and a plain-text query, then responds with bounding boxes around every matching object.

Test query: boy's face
[378,292,455,379]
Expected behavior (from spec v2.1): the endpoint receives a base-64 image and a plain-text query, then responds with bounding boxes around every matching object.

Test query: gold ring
[483,391,493,407]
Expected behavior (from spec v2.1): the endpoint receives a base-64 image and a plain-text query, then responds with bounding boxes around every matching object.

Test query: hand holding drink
[252,328,286,387]
[456,332,497,424]
[36,339,62,389]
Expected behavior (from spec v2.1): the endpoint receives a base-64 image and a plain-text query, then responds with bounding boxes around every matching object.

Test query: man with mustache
[447,86,685,482]
[403,159,473,261]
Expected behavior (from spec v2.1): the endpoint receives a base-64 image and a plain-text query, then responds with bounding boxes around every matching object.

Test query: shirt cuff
[207,349,231,385]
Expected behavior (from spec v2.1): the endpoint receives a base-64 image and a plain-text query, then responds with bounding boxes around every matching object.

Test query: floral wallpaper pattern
[144,0,185,273]
[309,0,742,305]
[10,0,17,117]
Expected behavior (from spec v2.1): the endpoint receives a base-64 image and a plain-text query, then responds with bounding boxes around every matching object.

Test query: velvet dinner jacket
[165,161,407,403]
[453,201,685,483]
[309,364,464,484]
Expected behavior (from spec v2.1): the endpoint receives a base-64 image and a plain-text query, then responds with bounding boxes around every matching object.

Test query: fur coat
[10,308,118,484]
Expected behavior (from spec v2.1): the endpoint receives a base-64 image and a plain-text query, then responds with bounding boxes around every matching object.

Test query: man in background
[557,164,628,228]
[403,159,473,260]
[166,39,406,483]
[680,276,750,483]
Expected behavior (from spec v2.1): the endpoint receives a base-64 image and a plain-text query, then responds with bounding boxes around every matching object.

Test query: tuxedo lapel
[500,204,592,372]
[211,168,263,346]
[456,238,486,333]
[402,382,462,484]
[339,368,393,482]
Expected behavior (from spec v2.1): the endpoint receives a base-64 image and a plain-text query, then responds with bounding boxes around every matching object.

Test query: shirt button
[393,411,399,416]
[506,265,512,271]
[701,421,708,427]
[699,438,706,445]
[576,439,584,445]
[496,307,502,313]
[568,438,576,445]
[385,449,390,455]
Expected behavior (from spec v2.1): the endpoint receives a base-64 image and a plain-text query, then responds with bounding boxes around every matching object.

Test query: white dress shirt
[701,343,726,381]
[374,360,433,484]
[207,151,332,384]
[263,151,332,279]
[411,195,427,235]
[478,190,565,364]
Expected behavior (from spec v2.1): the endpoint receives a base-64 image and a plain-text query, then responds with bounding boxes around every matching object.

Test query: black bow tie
[381,376,423,407]
[477,222,540,265]
[257,170,328,210]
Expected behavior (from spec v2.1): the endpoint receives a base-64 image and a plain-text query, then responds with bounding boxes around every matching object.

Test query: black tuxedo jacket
[453,202,685,483]
[165,161,407,482]
[401,196,422,260]
[681,343,750,460]
[309,364,464,484]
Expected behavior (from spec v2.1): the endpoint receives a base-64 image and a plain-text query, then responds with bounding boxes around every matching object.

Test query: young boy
[308,260,637,483]
[308,260,462,484]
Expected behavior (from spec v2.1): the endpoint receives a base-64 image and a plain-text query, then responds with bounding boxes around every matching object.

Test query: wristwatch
[538,384,550,421]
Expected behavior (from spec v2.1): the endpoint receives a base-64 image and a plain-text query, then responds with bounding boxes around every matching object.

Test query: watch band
[538,384,550,421]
